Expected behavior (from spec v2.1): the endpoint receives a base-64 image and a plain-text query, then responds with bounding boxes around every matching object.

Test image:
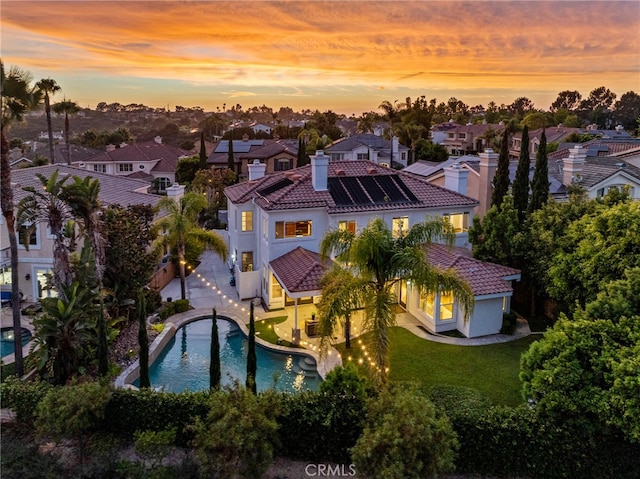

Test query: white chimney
[106,144,116,152]
[154,135,162,144]
[563,145,586,185]
[165,183,185,202]
[391,136,399,163]
[248,159,266,181]
[477,148,498,216]
[311,150,329,191]
[444,163,469,195]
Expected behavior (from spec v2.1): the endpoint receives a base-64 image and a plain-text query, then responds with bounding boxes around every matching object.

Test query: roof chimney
[165,182,185,202]
[154,136,162,144]
[563,145,586,185]
[311,150,329,191]
[444,163,469,195]
[106,144,116,152]
[242,133,249,142]
[477,148,498,216]
[248,159,266,181]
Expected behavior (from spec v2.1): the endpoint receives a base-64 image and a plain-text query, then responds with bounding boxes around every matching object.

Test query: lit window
[443,213,470,233]
[440,291,454,321]
[420,291,435,318]
[241,252,253,272]
[338,220,356,234]
[241,211,253,232]
[118,163,133,172]
[275,220,312,239]
[271,274,283,298]
[392,216,408,238]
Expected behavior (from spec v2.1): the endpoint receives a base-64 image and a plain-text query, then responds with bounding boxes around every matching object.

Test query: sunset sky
[2,1,639,115]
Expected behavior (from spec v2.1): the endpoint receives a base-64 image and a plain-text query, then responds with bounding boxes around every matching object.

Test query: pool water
[137,318,321,393]
[1,327,32,357]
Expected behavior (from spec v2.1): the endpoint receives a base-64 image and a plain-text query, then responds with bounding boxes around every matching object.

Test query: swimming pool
[0,327,32,357]
[136,317,321,393]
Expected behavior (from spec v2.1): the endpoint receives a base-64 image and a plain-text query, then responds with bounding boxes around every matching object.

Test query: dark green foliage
[351,385,458,479]
[246,301,257,394]
[277,390,366,462]
[138,290,150,389]
[102,388,210,445]
[198,130,207,169]
[172,299,190,313]
[175,156,200,185]
[190,386,279,479]
[133,427,176,469]
[427,384,490,418]
[0,424,65,479]
[318,363,371,398]
[583,267,640,321]
[0,376,53,424]
[528,128,549,214]
[491,125,511,209]
[500,311,518,334]
[415,139,449,162]
[210,308,221,390]
[227,131,235,173]
[512,124,530,224]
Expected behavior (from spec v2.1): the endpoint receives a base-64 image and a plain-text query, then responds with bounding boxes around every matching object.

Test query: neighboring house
[224,152,519,338]
[406,138,640,216]
[207,136,299,181]
[510,126,580,160]
[0,165,162,303]
[229,121,272,135]
[77,136,191,193]
[430,121,458,145]
[38,130,64,141]
[442,123,506,156]
[324,133,410,168]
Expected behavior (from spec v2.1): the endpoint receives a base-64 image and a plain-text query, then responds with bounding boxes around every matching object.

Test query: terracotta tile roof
[225,160,478,213]
[86,141,190,167]
[270,247,333,293]
[425,244,520,296]
[207,139,298,166]
[10,164,161,208]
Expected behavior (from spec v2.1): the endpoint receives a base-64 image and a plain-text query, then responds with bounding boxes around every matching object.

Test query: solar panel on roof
[391,175,419,202]
[328,177,354,205]
[341,177,371,204]
[257,178,293,196]
[373,175,407,202]
[359,176,387,203]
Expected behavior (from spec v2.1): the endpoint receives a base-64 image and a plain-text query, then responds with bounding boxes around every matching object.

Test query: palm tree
[378,100,405,139]
[319,217,474,383]
[154,192,228,300]
[52,99,80,165]
[396,121,426,165]
[1,62,42,377]
[17,170,74,294]
[36,78,61,164]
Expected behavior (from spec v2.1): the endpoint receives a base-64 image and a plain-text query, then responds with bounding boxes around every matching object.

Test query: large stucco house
[224,152,521,338]
[0,165,162,303]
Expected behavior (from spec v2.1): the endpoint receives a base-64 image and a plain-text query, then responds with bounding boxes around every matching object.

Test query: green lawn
[336,327,538,406]
[254,316,298,348]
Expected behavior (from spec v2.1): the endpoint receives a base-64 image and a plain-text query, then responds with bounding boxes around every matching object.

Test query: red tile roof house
[224,151,521,338]
[74,136,192,193]
[324,133,410,168]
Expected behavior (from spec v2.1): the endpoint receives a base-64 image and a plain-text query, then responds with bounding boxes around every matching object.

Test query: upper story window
[330,153,344,161]
[18,225,38,248]
[93,164,106,173]
[447,133,455,139]
[392,216,408,238]
[443,212,470,233]
[241,211,253,232]
[597,184,633,198]
[275,158,293,171]
[154,177,171,192]
[401,152,406,161]
[338,220,356,234]
[357,153,369,161]
[119,163,133,172]
[275,220,312,239]
[458,133,466,140]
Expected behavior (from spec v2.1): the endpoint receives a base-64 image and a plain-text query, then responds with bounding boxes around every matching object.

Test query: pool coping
[114,306,342,390]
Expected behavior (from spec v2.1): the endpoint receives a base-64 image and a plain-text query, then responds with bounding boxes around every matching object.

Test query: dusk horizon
[2,1,639,115]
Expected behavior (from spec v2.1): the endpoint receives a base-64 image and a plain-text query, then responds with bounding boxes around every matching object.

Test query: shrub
[157,302,175,321]
[173,299,190,314]
[190,386,279,479]
[134,427,177,469]
[0,376,53,424]
[351,385,458,479]
[500,311,518,334]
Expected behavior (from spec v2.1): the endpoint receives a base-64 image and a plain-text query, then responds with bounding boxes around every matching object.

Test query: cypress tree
[512,124,531,225]
[210,308,221,390]
[491,124,511,210]
[227,130,235,175]
[246,301,257,394]
[138,290,150,388]
[199,131,207,169]
[528,129,550,214]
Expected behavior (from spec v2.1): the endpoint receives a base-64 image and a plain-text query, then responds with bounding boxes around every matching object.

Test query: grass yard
[254,316,298,347]
[336,327,538,406]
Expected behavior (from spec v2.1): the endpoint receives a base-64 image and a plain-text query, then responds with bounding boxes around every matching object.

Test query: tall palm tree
[154,192,228,300]
[61,175,109,375]
[36,78,61,164]
[378,100,405,139]
[396,121,426,165]
[17,170,74,294]
[1,62,42,377]
[319,217,474,383]
[52,99,80,165]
